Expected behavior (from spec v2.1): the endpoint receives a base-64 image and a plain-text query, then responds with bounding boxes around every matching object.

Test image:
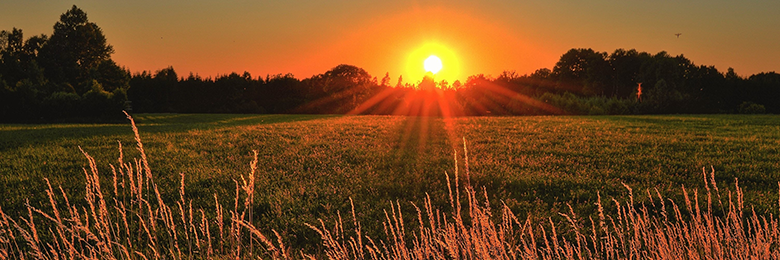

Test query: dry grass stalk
[0,112,283,259]
[307,146,780,260]
[3,114,780,259]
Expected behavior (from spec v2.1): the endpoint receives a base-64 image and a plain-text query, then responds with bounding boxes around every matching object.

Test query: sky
[2,1,779,83]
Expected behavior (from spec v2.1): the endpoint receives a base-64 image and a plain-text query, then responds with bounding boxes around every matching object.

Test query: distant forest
[2,6,779,122]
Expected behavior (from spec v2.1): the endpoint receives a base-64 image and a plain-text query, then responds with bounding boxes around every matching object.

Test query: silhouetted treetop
[321,64,372,92]
[40,5,114,91]
[3,4,780,121]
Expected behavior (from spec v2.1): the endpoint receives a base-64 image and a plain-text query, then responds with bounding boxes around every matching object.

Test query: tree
[380,72,391,87]
[154,66,178,83]
[320,64,373,111]
[262,73,301,113]
[452,80,462,89]
[530,68,551,79]
[91,59,130,92]
[418,73,436,91]
[642,79,683,113]
[151,66,177,111]
[552,48,611,95]
[39,5,114,93]
[465,74,490,88]
[0,28,47,87]
[684,65,727,113]
[0,29,25,86]
[725,67,740,81]
[746,72,780,113]
[497,70,520,82]
[126,67,177,113]
[608,49,646,98]
[0,28,52,121]
[439,79,449,90]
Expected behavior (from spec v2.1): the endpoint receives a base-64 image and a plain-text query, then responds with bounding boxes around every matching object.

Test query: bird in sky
[675,33,682,38]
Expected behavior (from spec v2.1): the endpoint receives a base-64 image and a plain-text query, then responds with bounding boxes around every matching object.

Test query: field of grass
[2,113,780,257]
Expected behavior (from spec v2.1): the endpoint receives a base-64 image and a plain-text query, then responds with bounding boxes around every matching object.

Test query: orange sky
[2,1,779,83]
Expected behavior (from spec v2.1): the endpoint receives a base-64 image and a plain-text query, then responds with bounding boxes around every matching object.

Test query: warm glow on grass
[405,42,461,84]
[424,55,443,74]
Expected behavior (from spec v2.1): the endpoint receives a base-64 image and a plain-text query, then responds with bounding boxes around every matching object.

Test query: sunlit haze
[2,1,778,83]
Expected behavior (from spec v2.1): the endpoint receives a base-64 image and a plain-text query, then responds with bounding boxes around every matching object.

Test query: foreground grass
[2,113,780,259]
[1,113,780,256]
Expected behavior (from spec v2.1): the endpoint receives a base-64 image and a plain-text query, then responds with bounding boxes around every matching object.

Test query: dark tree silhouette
[380,72,391,87]
[608,49,647,98]
[418,73,436,91]
[552,48,610,95]
[317,64,373,112]
[3,5,780,120]
[395,75,404,88]
[39,5,115,93]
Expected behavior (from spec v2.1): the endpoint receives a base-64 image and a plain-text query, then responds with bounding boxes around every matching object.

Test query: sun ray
[347,87,401,115]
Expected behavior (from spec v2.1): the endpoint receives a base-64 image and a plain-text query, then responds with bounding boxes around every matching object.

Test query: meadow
[1,114,780,258]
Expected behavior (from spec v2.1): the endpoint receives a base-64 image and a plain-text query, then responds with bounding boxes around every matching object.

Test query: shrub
[80,80,127,118]
[43,91,81,119]
[738,101,766,114]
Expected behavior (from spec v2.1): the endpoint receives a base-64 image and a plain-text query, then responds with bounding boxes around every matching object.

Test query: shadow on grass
[0,113,338,152]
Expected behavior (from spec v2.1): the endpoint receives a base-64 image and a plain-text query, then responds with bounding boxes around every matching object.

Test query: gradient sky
[2,1,778,83]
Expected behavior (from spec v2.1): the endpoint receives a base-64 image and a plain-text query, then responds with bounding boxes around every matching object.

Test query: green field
[2,114,780,250]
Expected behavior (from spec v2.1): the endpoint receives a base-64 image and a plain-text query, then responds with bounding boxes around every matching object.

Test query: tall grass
[309,164,780,259]
[0,112,285,259]
[1,113,779,259]
[309,146,780,259]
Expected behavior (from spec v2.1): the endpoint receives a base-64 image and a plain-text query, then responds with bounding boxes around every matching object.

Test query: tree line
[2,6,778,122]
[1,6,129,122]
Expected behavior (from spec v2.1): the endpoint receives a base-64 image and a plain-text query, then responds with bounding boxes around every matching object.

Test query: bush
[540,92,636,115]
[80,80,127,118]
[43,91,81,118]
[738,101,766,114]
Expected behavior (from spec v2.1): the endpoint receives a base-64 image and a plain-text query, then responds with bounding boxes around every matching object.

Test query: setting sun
[405,42,462,84]
[424,55,443,74]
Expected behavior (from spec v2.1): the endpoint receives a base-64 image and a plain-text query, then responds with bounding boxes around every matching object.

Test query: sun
[405,42,461,83]
[424,55,443,74]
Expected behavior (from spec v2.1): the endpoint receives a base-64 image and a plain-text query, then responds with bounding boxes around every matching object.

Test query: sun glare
[424,55,443,74]
[405,42,461,84]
